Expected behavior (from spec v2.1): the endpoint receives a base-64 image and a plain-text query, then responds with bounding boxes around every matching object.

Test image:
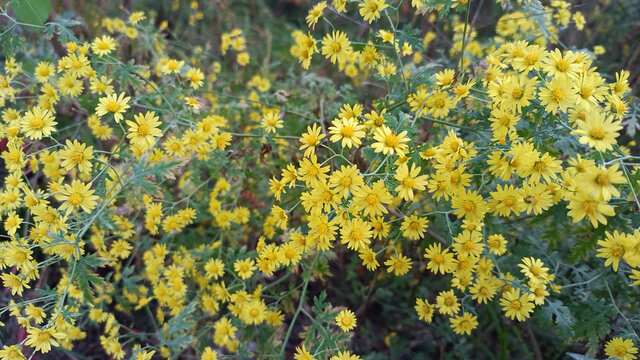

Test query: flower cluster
[0,0,639,360]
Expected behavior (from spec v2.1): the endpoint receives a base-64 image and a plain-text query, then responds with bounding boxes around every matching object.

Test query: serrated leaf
[539,300,575,336]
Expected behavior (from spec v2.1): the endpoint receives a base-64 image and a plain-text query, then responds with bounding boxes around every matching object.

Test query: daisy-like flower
[384,253,412,276]
[394,163,428,201]
[518,257,550,283]
[597,230,633,272]
[538,76,579,113]
[294,345,314,360]
[450,312,478,335]
[328,117,365,148]
[306,1,326,29]
[359,0,388,23]
[604,337,638,360]
[400,214,428,240]
[577,163,626,201]
[567,190,615,228]
[25,326,66,353]
[541,48,581,79]
[335,309,357,332]
[340,217,372,251]
[436,290,460,316]
[0,345,26,360]
[21,106,57,140]
[452,230,484,258]
[321,30,352,65]
[96,92,131,123]
[415,298,434,323]
[91,35,117,56]
[126,111,163,150]
[451,189,488,223]
[299,123,325,157]
[371,125,410,157]
[59,180,100,213]
[572,113,622,152]
[352,181,393,217]
[128,10,146,24]
[34,61,55,83]
[233,258,256,280]
[424,242,455,274]
[500,288,535,321]
[261,110,283,134]
[59,139,94,174]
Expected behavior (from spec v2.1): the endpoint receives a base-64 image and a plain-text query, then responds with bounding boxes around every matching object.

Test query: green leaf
[538,300,575,337]
[11,0,52,26]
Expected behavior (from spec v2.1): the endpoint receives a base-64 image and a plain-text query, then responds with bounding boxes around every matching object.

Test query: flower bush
[1,0,640,359]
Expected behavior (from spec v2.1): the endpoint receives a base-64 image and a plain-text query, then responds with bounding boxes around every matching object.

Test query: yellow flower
[0,345,26,360]
[371,125,409,157]
[541,49,581,79]
[452,230,483,258]
[294,344,314,360]
[34,61,55,83]
[518,257,550,283]
[500,288,535,321]
[604,337,638,360]
[299,123,325,157]
[126,111,163,150]
[335,309,357,332]
[415,298,434,323]
[96,92,131,123]
[3,211,23,236]
[538,76,579,113]
[597,230,633,272]
[59,139,94,174]
[91,35,117,56]
[424,242,455,274]
[470,278,498,304]
[436,290,460,316]
[567,190,615,228]
[25,326,66,353]
[451,189,488,223]
[340,217,372,251]
[384,253,412,276]
[572,113,622,152]
[400,215,428,240]
[59,180,100,213]
[240,299,267,325]
[329,164,364,197]
[359,0,388,23]
[394,163,428,201]
[352,181,393,217]
[261,110,283,134]
[328,117,365,149]
[306,1,326,29]
[21,106,57,140]
[321,30,352,65]
[489,184,525,217]
[450,312,478,335]
[577,163,626,201]
[358,246,380,271]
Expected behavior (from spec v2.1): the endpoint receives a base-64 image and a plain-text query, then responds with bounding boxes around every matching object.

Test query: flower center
[137,124,150,136]
[589,126,605,139]
[30,116,44,130]
[385,134,399,147]
[105,101,121,113]
[69,193,83,205]
[556,59,569,72]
